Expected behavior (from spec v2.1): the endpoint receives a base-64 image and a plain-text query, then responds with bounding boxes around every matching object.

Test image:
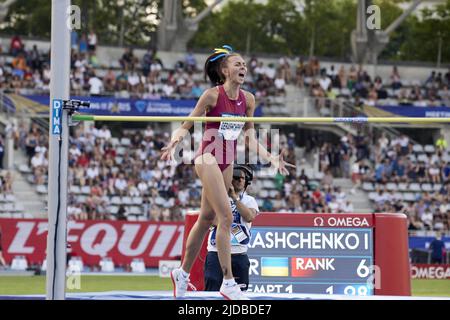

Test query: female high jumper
[161,45,295,300]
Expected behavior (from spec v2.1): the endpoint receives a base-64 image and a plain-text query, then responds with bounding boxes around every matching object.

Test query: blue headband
[209,45,234,62]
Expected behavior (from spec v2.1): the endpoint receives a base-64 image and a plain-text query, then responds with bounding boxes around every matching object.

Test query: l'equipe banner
[0,219,184,267]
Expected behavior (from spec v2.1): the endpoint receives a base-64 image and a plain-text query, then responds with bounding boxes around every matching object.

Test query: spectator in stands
[319,70,331,92]
[71,30,78,51]
[366,85,378,106]
[127,70,141,94]
[435,134,447,151]
[184,49,198,73]
[428,232,446,264]
[142,48,153,78]
[117,204,128,220]
[390,66,402,90]
[373,187,388,211]
[326,65,338,86]
[295,56,306,88]
[278,56,291,84]
[347,65,357,90]
[341,200,354,213]
[424,71,436,88]
[114,172,128,196]
[115,71,128,93]
[25,125,40,166]
[97,125,112,141]
[421,208,434,230]
[102,68,116,92]
[149,58,163,83]
[298,169,310,189]
[79,33,88,54]
[68,203,86,220]
[439,85,450,107]
[350,159,363,194]
[311,79,325,111]
[311,186,325,211]
[321,168,334,188]
[407,211,424,230]
[309,57,320,77]
[429,163,441,184]
[264,63,275,83]
[9,35,24,56]
[274,71,286,96]
[335,65,346,89]
[190,80,203,99]
[340,136,352,179]
[11,52,27,79]
[88,71,103,96]
[120,48,138,71]
[28,45,42,72]
[87,29,97,54]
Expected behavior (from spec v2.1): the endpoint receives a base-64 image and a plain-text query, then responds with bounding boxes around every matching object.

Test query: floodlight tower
[157,0,224,52]
[351,0,423,78]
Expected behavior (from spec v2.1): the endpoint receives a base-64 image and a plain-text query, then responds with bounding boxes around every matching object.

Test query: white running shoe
[220,282,250,300]
[171,268,196,298]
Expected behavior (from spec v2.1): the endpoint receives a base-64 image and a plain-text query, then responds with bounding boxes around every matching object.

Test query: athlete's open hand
[160,138,180,161]
[271,149,296,175]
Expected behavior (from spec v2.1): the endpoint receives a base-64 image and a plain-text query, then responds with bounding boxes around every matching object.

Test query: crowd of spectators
[14,116,359,220]
[16,120,206,221]
[362,132,450,232]
[0,34,286,102]
[292,56,450,232]
[300,57,450,112]
[247,55,291,98]
[257,174,355,214]
[310,126,450,232]
[0,36,51,93]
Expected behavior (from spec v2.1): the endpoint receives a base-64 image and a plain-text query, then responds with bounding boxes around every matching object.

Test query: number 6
[357,259,370,278]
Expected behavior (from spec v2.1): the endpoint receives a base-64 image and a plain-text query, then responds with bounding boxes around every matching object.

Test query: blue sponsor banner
[22,94,264,117]
[23,95,197,116]
[377,105,450,118]
[21,94,264,117]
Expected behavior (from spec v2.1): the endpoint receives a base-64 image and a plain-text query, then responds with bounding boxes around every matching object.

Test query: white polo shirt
[207,191,259,254]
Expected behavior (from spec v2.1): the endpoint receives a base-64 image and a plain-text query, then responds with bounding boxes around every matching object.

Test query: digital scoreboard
[247,226,374,295]
[183,212,411,296]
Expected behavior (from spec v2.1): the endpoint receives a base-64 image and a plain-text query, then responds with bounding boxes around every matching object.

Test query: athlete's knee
[216,213,232,230]
[198,214,215,229]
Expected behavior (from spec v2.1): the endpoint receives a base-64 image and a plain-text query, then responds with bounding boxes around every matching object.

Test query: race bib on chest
[218,113,245,141]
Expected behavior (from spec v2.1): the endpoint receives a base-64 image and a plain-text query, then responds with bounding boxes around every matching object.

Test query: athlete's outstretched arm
[161,88,218,161]
[243,92,295,175]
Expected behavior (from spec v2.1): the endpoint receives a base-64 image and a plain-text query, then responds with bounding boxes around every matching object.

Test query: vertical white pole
[46,0,71,300]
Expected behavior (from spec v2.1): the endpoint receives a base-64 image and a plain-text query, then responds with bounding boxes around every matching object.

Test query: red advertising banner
[410,264,450,279]
[0,219,184,267]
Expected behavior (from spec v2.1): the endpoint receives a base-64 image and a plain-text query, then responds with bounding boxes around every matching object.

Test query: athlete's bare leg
[182,153,234,279]
[181,186,215,272]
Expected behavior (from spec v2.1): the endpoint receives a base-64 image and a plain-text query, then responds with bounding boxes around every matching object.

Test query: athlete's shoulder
[200,86,220,104]
[241,90,255,104]
[204,86,220,95]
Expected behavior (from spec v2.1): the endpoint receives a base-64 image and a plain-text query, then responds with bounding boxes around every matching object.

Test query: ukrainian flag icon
[261,257,289,277]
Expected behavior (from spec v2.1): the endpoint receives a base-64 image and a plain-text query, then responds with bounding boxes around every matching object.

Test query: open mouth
[238,73,245,78]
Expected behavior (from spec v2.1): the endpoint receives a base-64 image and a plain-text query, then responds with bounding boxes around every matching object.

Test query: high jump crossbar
[72,115,450,123]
